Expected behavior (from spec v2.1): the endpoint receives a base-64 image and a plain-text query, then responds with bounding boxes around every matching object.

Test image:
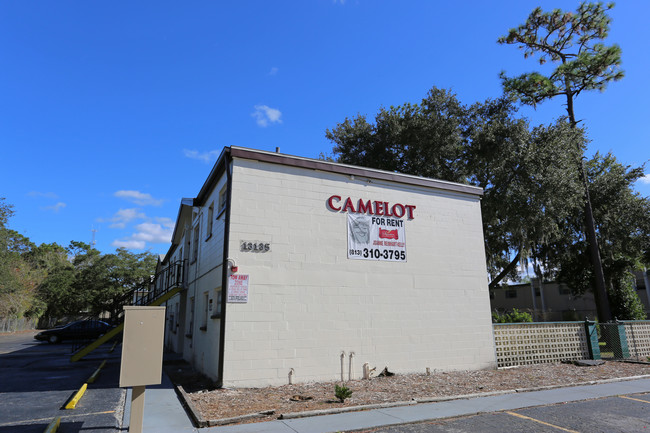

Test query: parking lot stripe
[619,395,650,404]
[0,411,116,427]
[505,411,581,433]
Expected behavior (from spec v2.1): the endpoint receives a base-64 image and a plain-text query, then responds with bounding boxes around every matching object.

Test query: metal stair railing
[70,260,187,362]
[134,259,187,306]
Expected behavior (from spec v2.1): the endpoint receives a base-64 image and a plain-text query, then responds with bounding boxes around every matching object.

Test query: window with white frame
[200,292,209,331]
[218,186,227,216]
[206,202,214,240]
[211,287,222,317]
[192,224,200,262]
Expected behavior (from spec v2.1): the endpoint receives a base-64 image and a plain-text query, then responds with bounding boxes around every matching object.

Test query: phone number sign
[347,214,406,262]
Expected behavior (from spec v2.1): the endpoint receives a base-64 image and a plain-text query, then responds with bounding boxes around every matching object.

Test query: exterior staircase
[70,260,187,362]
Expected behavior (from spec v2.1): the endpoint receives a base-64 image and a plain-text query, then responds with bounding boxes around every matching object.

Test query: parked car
[34,320,114,344]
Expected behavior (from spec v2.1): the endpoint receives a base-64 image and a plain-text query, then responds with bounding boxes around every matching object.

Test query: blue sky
[1,1,648,255]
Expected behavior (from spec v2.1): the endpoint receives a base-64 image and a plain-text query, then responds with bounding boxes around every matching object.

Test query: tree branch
[488,250,522,290]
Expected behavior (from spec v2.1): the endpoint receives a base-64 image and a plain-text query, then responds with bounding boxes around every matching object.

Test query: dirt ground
[164,360,650,425]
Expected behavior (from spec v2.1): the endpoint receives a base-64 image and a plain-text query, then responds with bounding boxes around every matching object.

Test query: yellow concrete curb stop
[64,383,87,410]
[43,416,60,433]
[87,360,107,384]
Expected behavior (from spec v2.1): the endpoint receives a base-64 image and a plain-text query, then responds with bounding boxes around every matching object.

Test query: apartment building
[157,146,496,387]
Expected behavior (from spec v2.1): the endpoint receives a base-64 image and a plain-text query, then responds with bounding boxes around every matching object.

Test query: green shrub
[608,274,647,320]
[492,308,533,323]
[334,384,352,403]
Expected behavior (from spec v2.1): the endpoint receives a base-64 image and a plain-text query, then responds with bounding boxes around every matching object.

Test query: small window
[558,284,570,295]
[192,224,200,262]
[489,291,495,300]
[211,288,222,318]
[200,292,209,331]
[218,186,227,215]
[535,287,541,296]
[505,289,517,299]
[206,202,214,240]
[187,297,195,339]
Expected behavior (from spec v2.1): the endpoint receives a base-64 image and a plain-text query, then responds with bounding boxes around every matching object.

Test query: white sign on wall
[227,274,249,303]
[347,214,407,262]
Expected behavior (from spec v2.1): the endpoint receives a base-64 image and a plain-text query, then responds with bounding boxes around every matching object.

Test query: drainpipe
[340,351,346,382]
[217,150,233,388]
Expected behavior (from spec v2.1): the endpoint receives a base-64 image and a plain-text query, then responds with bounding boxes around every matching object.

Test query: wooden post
[129,385,146,433]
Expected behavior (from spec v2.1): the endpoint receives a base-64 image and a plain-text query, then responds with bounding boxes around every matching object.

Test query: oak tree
[326,88,584,289]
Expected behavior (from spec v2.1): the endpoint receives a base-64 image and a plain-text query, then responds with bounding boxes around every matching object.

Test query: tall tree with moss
[539,153,650,319]
[498,2,624,322]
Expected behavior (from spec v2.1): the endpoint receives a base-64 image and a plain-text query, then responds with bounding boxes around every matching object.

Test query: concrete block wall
[222,158,496,387]
[493,322,589,367]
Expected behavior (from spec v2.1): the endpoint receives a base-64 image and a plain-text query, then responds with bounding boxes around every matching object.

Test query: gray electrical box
[119,306,166,388]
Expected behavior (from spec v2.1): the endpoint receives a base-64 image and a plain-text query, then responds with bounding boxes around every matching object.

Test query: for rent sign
[227,274,249,303]
[347,214,406,262]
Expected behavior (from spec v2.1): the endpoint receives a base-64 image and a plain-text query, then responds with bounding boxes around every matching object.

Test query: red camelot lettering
[326,195,416,219]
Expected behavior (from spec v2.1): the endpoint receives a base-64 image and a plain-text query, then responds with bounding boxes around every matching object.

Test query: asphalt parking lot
[356,392,650,433]
[3,331,650,433]
[0,330,125,433]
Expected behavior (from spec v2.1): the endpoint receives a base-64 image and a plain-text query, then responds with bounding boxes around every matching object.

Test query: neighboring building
[157,146,496,388]
[490,272,650,322]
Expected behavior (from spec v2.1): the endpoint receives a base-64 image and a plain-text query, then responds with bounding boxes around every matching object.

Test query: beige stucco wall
[221,157,496,387]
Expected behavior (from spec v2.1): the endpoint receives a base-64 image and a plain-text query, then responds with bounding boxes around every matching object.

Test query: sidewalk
[128,375,650,433]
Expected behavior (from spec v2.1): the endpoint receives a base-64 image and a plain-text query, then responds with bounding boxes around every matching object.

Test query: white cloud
[43,202,66,213]
[114,190,164,206]
[638,174,650,185]
[111,239,146,250]
[131,222,174,243]
[269,67,279,76]
[252,105,282,127]
[183,149,220,163]
[154,217,175,227]
[112,219,174,250]
[28,191,59,199]
[102,208,147,229]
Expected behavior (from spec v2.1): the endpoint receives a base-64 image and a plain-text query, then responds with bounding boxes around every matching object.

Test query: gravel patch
[178,361,650,426]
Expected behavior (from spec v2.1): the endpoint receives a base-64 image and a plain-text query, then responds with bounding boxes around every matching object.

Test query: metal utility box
[119,306,166,388]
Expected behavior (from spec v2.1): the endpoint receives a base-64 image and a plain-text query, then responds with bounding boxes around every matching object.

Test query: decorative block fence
[622,321,650,360]
[494,320,650,367]
[493,322,590,368]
